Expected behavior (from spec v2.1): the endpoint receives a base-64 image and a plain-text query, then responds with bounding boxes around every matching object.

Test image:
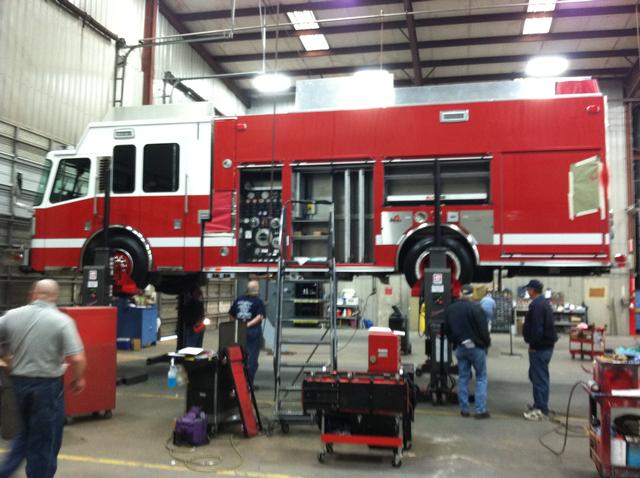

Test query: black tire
[402,236,474,287]
[83,233,149,289]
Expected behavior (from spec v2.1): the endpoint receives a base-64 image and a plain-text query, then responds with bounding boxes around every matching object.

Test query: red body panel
[31,93,610,275]
[60,307,117,417]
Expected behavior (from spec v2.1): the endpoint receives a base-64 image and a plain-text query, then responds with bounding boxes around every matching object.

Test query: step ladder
[273,200,338,431]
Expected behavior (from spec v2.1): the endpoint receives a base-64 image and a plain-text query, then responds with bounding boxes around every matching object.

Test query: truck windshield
[33,159,52,206]
[50,158,91,204]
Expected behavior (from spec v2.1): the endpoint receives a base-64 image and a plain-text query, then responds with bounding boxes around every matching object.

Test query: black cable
[338,288,375,352]
[538,381,589,456]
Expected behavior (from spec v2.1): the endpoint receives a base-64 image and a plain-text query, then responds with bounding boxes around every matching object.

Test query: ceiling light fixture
[525,56,569,77]
[252,73,292,93]
[286,10,319,30]
[522,16,553,34]
[300,34,330,51]
[527,0,557,13]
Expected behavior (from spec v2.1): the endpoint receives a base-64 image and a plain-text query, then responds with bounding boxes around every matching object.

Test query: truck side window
[49,158,91,204]
[113,145,136,193]
[143,143,179,193]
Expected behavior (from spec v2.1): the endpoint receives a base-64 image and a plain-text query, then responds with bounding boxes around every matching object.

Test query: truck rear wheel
[402,236,473,287]
[83,234,150,289]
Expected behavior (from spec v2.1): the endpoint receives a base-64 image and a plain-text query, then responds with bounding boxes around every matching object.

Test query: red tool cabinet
[588,358,640,477]
[60,307,117,419]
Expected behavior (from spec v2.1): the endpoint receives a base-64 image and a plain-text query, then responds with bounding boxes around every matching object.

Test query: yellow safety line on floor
[0,449,303,478]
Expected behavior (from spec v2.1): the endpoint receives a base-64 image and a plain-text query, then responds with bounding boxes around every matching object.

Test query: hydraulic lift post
[417,159,456,404]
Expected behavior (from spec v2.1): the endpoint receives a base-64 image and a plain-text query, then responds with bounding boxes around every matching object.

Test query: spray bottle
[167,358,177,388]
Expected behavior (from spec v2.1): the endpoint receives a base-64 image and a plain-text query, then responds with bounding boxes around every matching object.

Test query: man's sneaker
[475,412,491,419]
[523,409,545,421]
[460,410,471,418]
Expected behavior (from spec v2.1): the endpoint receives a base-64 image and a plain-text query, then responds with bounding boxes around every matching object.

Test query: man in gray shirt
[0,279,86,478]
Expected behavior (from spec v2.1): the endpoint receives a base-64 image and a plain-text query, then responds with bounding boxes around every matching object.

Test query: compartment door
[500,150,606,258]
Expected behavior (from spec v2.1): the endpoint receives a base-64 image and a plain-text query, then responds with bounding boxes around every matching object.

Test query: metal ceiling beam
[158,0,251,108]
[177,0,400,22]
[625,60,640,98]
[271,49,636,78]
[193,4,636,44]
[216,28,638,63]
[403,0,422,86]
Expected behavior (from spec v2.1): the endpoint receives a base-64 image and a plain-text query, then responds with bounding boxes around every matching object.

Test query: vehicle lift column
[417,159,456,404]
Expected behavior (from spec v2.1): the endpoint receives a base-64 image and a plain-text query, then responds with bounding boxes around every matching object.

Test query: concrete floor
[2,328,638,477]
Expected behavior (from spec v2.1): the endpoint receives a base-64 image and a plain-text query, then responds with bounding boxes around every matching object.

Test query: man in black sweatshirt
[444,284,491,419]
[522,279,558,421]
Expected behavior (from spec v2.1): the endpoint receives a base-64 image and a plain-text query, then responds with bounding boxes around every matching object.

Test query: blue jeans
[183,326,204,348]
[529,348,553,415]
[455,346,488,414]
[0,377,64,478]
[246,326,262,385]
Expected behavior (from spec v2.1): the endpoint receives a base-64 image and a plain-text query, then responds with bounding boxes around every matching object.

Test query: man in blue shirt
[229,281,265,385]
[479,287,496,333]
[522,279,558,421]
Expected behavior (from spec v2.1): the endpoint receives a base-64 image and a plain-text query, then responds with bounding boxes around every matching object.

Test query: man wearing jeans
[445,284,491,419]
[0,279,86,478]
[523,279,557,421]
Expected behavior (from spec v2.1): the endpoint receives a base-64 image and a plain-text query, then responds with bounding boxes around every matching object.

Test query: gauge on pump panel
[250,217,260,228]
[270,218,280,229]
[247,192,255,199]
[261,191,270,200]
[255,229,270,247]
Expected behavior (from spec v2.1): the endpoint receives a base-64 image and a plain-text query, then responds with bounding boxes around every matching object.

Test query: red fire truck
[27,79,610,292]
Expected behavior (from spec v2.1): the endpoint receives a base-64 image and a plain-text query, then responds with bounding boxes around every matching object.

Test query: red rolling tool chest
[303,331,414,468]
[588,357,640,477]
[60,307,117,419]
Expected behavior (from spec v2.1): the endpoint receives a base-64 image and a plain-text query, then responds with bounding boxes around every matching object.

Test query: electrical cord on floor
[337,288,375,353]
[165,432,247,472]
[538,380,589,456]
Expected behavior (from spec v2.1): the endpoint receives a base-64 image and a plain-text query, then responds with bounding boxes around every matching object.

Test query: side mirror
[13,172,33,212]
[13,172,23,197]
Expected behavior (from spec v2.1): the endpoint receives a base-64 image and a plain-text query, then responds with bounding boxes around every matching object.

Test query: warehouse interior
[1,0,640,477]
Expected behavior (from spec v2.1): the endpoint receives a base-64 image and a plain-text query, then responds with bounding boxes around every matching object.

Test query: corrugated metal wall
[154,15,247,116]
[0,0,246,313]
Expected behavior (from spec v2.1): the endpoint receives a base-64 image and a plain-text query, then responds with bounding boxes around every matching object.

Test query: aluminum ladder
[273,200,338,432]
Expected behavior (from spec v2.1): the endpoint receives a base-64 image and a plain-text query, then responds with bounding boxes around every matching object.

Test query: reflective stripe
[31,239,85,248]
[501,233,603,245]
[32,236,236,249]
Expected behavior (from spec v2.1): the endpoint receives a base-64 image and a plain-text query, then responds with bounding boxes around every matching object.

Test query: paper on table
[177,347,204,356]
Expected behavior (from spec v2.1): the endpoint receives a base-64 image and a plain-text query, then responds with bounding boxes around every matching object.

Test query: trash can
[389,305,411,355]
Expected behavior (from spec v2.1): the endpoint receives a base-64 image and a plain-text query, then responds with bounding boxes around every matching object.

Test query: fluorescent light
[522,16,553,34]
[287,10,319,30]
[300,34,330,51]
[525,56,569,77]
[527,0,557,12]
[252,73,292,93]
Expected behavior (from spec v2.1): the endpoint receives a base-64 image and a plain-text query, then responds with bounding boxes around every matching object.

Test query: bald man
[229,281,265,386]
[0,279,86,478]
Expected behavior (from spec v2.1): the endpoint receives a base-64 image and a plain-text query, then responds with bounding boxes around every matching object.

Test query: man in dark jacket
[522,279,558,420]
[444,284,491,419]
